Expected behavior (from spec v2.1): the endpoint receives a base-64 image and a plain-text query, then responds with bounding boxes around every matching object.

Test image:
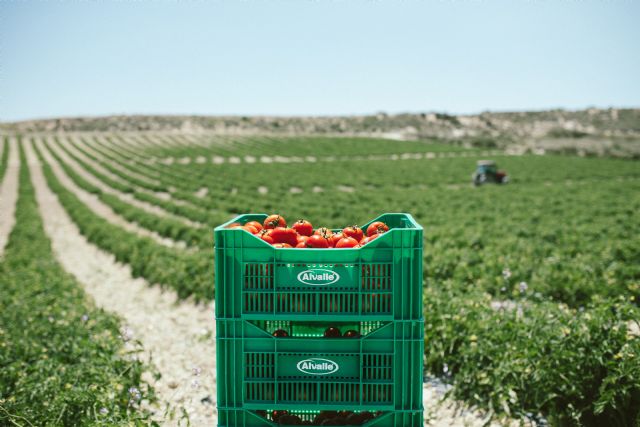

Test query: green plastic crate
[217,409,423,427]
[214,213,423,321]
[216,319,423,411]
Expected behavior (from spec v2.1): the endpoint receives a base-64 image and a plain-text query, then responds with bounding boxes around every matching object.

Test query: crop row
[0,136,9,182]
[0,144,154,425]
[40,138,209,249]
[53,135,228,226]
[88,134,640,196]
[33,142,213,300]
[61,137,227,226]
[79,134,473,197]
[65,135,640,307]
[74,135,493,214]
[123,133,472,159]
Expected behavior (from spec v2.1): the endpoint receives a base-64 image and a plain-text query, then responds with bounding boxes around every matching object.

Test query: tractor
[472,160,509,186]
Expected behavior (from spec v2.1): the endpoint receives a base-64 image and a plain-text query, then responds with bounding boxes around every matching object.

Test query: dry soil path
[0,137,20,257]
[25,138,217,426]
[423,381,518,427]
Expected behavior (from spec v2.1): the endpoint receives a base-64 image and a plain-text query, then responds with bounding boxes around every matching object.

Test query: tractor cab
[472,160,509,186]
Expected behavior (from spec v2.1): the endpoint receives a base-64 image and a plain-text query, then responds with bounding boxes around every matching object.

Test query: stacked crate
[215,213,424,427]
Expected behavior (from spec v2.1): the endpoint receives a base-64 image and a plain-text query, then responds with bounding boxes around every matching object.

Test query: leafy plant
[0,144,155,425]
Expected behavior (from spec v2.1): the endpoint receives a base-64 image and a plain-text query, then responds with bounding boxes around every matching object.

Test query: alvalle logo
[297,269,339,286]
[296,358,339,375]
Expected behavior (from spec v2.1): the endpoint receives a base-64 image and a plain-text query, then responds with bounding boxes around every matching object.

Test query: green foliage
[33,133,640,425]
[0,136,9,182]
[56,138,135,194]
[72,136,167,193]
[425,285,640,426]
[0,144,154,426]
[62,137,229,226]
[136,135,471,159]
[43,139,210,249]
[34,143,213,301]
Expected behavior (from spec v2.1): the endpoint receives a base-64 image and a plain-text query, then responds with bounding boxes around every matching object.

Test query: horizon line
[3,104,639,124]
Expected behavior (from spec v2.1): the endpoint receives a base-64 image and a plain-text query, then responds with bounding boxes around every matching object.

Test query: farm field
[0,133,639,426]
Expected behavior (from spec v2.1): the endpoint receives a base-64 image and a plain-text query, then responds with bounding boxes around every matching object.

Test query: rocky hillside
[2,108,639,157]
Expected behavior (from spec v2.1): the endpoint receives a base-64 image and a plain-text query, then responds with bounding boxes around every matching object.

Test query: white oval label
[296,358,339,375]
[297,269,340,286]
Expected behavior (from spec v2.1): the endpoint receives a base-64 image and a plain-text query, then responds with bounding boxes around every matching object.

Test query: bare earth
[0,137,20,257]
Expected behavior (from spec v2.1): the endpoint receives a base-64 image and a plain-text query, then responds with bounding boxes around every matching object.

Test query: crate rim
[214,213,422,250]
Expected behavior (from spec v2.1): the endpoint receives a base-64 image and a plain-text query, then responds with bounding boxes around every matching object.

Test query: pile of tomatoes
[226,214,389,249]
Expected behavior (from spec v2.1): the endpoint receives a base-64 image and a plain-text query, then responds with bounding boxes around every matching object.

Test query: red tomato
[270,227,299,246]
[306,234,330,248]
[314,227,334,239]
[343,329,361,338]
[328,232,343,247]
[335,236,360,248]
[295,241,307,248]
[324,326,341,337]
[297,235,309,244]
[259,229,274,244]
[273,243,293,248]
[342,226,364,242]
[361,234,379,245]
[263,214,286,230]
[272,329,288,337]
[242,225,258,234]
[292,219,314,236]
[313,412,337,425]
[272,410,289,422]
[226,222,242,228]
[246,221,263,232]
[366,221,389,237]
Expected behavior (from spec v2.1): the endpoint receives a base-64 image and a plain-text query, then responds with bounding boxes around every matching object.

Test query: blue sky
[1,1,639,121]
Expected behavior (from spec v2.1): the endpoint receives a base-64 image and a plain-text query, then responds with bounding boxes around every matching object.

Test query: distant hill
[2,108,639,157]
